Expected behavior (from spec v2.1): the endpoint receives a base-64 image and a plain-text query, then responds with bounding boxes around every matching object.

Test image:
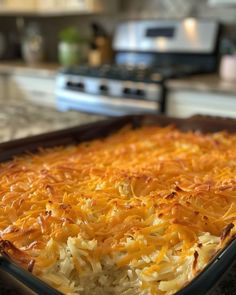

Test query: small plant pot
[58,42,81,66]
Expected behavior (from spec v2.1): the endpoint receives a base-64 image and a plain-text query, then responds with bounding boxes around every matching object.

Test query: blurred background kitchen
[0,0,236,143]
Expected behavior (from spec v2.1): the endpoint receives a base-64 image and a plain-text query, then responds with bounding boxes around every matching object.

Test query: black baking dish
[1,114,236,295]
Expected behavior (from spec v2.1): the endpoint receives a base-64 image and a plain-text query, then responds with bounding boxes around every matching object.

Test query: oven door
[56,90,163,116]
[56,73,165,116]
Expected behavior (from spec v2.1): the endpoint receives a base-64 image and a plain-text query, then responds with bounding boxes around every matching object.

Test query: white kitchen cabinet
[0,0,117,15]
[38,0,116,14]
[8,74,56,107]
[208,0,236,6]
[0,0,36,13]
[0,74,8,100]
[47,0,118,15]
[167,89,236,118]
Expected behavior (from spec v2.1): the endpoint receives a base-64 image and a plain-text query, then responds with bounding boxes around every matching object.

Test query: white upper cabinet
[208,0,236,5]
[0,0,117,15]
[0,0,37,13]
[37,0,117,15]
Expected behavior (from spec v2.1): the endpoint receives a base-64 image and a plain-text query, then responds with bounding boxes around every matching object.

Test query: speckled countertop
[0,98,104,143]
[0,98,235,295]
[168,74,236,96]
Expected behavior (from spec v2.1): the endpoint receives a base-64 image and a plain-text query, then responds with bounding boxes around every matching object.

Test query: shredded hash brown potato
[0,125,236,294]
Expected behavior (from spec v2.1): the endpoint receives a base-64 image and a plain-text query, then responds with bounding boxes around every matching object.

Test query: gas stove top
[57,65,165,116]
[60,63,206,83]
[56,19,220,116]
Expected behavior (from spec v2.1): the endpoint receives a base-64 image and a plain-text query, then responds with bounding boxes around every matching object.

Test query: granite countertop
[0,98,104,143]
[167,74,236,96]
[0,98,235,295]
[0,60,60,78]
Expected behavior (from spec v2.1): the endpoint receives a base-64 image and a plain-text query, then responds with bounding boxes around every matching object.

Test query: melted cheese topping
[0,125,236,294]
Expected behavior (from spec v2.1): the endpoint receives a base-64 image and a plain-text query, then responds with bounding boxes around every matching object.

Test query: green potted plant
[58,27,83,66]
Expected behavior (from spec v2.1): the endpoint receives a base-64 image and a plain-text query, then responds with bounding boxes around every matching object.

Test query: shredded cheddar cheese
[0,125,236,295]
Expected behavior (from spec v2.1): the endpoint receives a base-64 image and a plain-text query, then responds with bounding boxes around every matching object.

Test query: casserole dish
[0,114,236,295]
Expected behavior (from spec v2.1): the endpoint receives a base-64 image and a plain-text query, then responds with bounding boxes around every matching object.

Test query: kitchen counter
[168,74,236,96]
[0,61,60,78]
[0,98,103,143]
[2,65,236,97]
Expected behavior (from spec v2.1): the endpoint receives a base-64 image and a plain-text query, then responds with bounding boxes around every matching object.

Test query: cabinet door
[37,0,117,14]
[0,0,117,14]
[9,74,56,107]
[167,90,236,118]
[37,0,63,11]
[0,74,7,100]
[37,0,95,12]
[63,0,118,13]
[0,0,37,12]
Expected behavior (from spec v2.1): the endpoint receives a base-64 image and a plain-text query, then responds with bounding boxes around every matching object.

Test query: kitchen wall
[0,0,236,61]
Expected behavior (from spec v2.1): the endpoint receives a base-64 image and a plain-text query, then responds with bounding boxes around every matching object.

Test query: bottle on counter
[88,23,113,67]
[21,22,44,65]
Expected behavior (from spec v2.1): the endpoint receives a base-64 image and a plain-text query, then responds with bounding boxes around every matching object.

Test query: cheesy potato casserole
[0,125,236,294]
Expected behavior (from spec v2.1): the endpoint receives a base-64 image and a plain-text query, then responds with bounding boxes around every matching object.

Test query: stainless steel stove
[56,19,220,116]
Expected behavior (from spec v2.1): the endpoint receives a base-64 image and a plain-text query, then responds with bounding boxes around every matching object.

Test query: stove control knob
[136,89,145,97]
[123,87,131,95]
[100,85,109,93]
[66,81,84,91]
